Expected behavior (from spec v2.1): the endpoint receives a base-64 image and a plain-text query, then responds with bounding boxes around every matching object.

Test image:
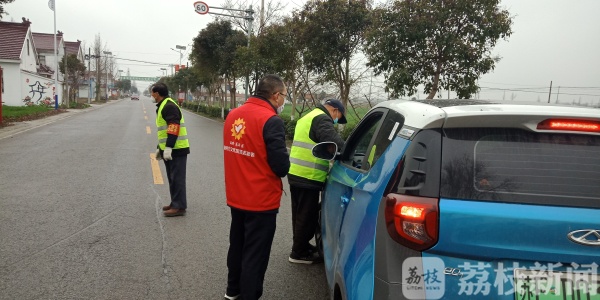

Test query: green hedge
[182,102,356,142]
[183,102,231,119]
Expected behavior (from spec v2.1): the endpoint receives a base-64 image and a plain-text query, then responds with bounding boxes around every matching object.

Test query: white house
[0,18,63,106]
[32,31,65,82]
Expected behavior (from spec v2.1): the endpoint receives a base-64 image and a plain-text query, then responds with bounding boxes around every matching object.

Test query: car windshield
[441,128,600,208]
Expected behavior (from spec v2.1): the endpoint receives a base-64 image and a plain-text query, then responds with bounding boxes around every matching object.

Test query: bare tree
[91,34,113,102]
[219,0,286,35]
[92,34,103,102]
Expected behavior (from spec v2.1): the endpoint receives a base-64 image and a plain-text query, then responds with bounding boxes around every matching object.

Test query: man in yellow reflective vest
[287,99,346,264]
[152,82,190,217]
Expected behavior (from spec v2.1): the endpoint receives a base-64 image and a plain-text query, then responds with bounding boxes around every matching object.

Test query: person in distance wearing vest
[287,99,346,264]
[222,74,290,300]
[151,82,190,217]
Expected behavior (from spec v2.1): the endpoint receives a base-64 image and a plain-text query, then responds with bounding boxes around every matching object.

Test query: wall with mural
[18,71,62,107]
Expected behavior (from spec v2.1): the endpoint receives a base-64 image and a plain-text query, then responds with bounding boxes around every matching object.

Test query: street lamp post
[118,69,123,95]
[103,51,112,100]
[171,45,186,69]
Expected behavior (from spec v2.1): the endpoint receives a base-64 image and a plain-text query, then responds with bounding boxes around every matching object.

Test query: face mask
[333,118,339,125]
[277,103,285,115]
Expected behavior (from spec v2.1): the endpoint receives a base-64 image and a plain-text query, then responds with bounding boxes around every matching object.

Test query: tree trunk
[427,64,442,99]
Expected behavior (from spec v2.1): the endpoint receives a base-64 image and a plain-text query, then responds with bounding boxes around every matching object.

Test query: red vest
[223,97,283,211]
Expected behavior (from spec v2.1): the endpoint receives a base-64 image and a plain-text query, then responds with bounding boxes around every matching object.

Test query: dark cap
[324,99,347,124]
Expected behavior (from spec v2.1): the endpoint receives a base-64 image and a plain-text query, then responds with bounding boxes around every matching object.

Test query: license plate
[514,269,600,300]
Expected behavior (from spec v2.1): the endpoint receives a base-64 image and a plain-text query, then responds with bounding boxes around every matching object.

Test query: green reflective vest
[156,98,189,150]
[289,109,330,182]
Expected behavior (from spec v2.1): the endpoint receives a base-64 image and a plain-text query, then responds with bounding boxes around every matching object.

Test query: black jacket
[288,105,345,189]
[156,99,190,156]
[256,96,290,178]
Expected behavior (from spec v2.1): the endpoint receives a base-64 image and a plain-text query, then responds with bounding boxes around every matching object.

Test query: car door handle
[340,195,350,207]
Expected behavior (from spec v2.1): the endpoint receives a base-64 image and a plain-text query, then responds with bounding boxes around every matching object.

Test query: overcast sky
[4,0,600,105]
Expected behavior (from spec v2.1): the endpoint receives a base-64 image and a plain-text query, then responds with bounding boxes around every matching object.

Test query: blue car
[314,99,600,300]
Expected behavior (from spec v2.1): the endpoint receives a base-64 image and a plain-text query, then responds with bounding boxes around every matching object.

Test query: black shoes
[288,250,323,264]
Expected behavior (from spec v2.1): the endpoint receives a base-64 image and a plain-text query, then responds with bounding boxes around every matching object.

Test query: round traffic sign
[194,1,209,15]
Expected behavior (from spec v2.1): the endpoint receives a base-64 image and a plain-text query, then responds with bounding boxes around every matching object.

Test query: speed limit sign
[194,1,209,15]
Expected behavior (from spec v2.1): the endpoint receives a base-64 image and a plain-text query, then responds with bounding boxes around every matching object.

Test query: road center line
[149,153,164,184]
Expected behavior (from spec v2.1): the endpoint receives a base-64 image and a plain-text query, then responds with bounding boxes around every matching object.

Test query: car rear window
[441,128,600,208]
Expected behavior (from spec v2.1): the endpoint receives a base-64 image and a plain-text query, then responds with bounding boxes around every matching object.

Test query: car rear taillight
[385,194,439,251]
[537,119,600,133]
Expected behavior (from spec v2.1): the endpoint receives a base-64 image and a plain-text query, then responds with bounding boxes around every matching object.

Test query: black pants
[227,207,277,300]
[290,185,320,256]
[163,155,187,209]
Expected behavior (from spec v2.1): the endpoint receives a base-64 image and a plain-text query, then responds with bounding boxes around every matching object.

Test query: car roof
[375,99,600,134]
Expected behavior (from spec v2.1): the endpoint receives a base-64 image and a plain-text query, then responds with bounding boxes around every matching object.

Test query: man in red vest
[222,74,290,300]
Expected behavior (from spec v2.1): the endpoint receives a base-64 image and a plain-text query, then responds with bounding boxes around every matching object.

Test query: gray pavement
[0,97,330,299]
[0,101,119,141]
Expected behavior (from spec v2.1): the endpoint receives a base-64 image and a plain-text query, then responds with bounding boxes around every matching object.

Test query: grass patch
[1,105,66,127]
[2,105,53,118]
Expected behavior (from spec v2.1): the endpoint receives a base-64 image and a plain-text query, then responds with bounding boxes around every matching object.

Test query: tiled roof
[37,63,54,76]
[0,20,30,60]
[32,32,63,52]
[65,40,81,56]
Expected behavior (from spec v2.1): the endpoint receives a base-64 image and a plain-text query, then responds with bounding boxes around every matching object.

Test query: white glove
[155,149,162,160]
[163,147,173,161]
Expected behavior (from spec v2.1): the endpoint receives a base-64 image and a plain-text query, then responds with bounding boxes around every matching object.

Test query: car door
[321,108,406,297]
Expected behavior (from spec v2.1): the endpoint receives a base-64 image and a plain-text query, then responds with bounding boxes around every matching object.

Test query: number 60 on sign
[194,1,209,15]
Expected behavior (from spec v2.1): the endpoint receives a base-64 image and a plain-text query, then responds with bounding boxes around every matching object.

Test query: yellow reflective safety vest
[288,109,330,182]
[156,98,189,150]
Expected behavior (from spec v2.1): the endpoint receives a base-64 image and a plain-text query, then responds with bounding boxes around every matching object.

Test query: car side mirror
[312,142,339,161]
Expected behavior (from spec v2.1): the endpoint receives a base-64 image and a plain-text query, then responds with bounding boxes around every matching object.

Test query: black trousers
[290,185,320,255]
[227,207,277,300]
[163,155,187,209]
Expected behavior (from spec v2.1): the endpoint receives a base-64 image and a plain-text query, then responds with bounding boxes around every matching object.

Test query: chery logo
[567,229,600,246]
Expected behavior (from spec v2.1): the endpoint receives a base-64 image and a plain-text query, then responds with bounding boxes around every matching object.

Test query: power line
[479,81,600,90]
[480,86,600,97]
[552,86,600,89]
[118,63,167,67]
[113,57,169,66]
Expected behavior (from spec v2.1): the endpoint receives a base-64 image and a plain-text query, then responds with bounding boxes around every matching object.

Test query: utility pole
[96,54,100,102]
[64,45,69,107]
[87,48,91,104]
[52,0,58,110]
[260,0,264,29]
[103,51,112,101]
[556,86,560,103]
[547,81,552,103]
[0,67,3,124]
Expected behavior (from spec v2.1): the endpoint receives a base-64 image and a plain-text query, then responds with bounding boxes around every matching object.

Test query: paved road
[0,97,329,299]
